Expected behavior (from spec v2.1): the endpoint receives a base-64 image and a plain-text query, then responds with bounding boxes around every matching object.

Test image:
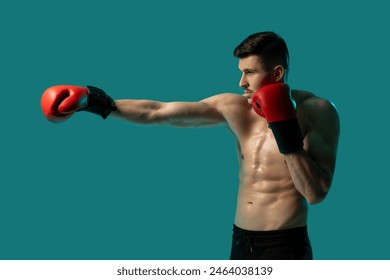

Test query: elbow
[307,192,326,205]
[306,187,330,205]
[147,103,173,125]
[142,106,164,124]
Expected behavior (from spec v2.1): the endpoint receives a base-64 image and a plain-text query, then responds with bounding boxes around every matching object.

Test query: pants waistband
[233,224,308,240]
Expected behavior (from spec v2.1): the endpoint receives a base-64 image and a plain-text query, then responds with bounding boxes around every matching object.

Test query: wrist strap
[78,86,116,119]
[269,118,303,154]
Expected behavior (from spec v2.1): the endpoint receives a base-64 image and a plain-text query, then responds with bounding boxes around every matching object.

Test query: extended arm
[41,85,226,127]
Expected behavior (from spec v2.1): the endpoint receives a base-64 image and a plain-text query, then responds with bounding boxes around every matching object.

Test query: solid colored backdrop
[1,0,389,259]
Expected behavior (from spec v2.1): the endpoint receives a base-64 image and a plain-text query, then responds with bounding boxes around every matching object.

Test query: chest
[227,110,282,158]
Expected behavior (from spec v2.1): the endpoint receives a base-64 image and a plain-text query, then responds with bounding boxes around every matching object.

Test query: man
[41,31,340,260]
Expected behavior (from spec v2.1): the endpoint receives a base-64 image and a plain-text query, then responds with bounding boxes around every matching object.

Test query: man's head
[234,32,289,103]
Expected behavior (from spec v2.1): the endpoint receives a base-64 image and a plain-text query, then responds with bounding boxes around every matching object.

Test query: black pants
[230,225,313,260]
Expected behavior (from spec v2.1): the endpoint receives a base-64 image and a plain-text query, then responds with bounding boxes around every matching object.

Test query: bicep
[303,100,340,182]
[154,98,225,127]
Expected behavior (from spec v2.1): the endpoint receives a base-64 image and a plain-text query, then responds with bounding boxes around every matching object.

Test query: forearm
[111,99,162,124]
[284,150,332,204]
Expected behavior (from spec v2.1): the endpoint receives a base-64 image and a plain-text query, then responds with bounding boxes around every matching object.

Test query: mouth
[243,91,252,97]
[243,93,253,105]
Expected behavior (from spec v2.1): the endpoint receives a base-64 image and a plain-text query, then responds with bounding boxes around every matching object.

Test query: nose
[239,73,248,89]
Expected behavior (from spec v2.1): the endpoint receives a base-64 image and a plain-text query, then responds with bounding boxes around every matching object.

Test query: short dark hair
[234,31,290,74]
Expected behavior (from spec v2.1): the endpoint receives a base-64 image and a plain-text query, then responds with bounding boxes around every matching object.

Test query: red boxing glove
[41,85,87,123]
[252,82,303,153]
[41,85,116,123]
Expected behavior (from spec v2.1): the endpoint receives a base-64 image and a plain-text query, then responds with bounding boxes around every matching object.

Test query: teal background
[1,0,389,260]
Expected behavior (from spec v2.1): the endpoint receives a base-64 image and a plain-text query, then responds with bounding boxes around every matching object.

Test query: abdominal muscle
[233,127,308,231]
[234,179,308,231]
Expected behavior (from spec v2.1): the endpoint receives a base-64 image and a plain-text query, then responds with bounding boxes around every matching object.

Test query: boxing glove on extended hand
[252,82,303,154]
[41,85,116,123]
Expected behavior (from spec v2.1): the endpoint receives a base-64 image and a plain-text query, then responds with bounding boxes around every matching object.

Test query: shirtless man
[41,31,340,260]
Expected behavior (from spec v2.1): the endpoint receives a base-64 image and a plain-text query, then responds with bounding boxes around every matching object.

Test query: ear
[273,65,285,82]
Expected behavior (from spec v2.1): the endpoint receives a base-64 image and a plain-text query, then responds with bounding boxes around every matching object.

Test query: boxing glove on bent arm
[41,85,116,122]
[252,82,303,154]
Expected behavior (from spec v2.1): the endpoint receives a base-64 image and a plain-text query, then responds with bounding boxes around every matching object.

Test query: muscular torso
[222,90,313,231]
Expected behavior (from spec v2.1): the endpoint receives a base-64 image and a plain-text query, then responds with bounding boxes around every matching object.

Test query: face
[238,55,273,105]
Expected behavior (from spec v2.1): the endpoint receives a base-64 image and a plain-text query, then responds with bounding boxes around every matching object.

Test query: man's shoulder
[201,93,251,124]
[205,92,245,101]
[293,89,337,115]
[293,89,339,131]
[202,92,248,108]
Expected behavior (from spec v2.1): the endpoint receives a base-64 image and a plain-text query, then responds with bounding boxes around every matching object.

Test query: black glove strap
[78,86,117,119]
[269,118,303,154]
